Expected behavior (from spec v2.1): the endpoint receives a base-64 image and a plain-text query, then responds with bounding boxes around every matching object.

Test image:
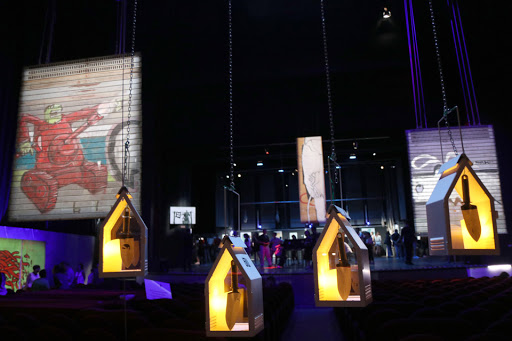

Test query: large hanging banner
[406,126,506,234]
[9,55,142,221]
[297,136,326,224]
[0,238,45,291]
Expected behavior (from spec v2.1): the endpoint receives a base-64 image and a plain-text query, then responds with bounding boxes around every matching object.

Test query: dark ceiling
[1,0,511,233]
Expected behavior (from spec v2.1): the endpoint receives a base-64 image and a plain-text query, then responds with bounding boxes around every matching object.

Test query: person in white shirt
[75,263,85,285]
[26,265,40,289]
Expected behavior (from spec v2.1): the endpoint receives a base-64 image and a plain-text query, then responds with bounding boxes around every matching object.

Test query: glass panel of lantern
[205,236,264,337]
[99,187,148,278]
[313,205,373,307]
[427,154,500,255]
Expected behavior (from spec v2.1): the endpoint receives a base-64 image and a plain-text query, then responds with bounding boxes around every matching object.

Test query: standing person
[183,228,193,272]
[252,232,260,263]
[197,238,205,264]
[362,231,374,264]
[203,238,212,264]
[269,233,281,265]
[274,240,286,268]
[257,229,272,268]
[391,229,400,258]
[290,235,299,265]
[87,263,100,285]
[213,235,221,259]
[74,263,85,285]
[384,231,393,258]
[25,265,40,289]
[401,224,415,265]
[31,269,50,292]
[0,272,7,295]
[303,230,314,268]
[243,234,252,257]
[311,226,321,247]
[375,232,383,257]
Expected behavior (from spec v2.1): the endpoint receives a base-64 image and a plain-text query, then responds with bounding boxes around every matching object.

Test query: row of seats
[0,279,294,341]
[335,274,512,340]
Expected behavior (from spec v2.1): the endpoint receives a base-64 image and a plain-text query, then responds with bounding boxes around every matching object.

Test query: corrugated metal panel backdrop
[9,55,142,221]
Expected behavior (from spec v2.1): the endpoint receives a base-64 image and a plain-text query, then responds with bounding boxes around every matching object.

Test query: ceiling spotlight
[373,153,376,156]
[238,174,242,178]
[383,7,391,19]
[380,166,384,170]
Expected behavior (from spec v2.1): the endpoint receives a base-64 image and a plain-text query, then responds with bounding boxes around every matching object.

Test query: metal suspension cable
[320,0,340,208]
[123,0,137,187]
[320,0,337,172]
[429,0,458,156]
[228,0,235,191]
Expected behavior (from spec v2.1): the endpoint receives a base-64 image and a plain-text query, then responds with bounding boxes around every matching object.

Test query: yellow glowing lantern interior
[208,248,249,332]
[102,197,141,273]
[451,168,495,250]
[315,214,359,302]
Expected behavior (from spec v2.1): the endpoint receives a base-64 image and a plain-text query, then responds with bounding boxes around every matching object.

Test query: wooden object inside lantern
[99,187,148,278]
[205,236,263,337]
[313,205,372,307]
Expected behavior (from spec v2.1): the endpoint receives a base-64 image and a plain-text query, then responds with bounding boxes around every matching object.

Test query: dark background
[1,1,511,267]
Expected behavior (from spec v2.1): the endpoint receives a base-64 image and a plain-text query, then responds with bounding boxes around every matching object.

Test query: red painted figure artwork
[0,250,30,290]
[16,101,119,213]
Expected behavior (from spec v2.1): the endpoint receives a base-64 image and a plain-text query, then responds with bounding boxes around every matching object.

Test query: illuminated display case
[205,236,264,337]
[99,187,148,278]
[313,205,372,307]
[427,154,499,255]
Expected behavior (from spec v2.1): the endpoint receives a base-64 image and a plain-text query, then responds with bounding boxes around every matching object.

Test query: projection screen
[8,54,142,221]
[406,126,506,235]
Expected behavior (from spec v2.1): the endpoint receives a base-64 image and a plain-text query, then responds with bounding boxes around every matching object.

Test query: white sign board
[170,206,196,225]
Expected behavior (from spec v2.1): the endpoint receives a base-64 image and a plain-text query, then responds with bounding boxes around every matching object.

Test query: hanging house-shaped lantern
[205,236,263,337]
[427,154,499,255]
[313,205,372,307]
[99,187,148,278]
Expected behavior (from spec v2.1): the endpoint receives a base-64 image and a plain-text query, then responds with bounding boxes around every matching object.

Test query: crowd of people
[189,227,324,269]
[188,224,418,269]
[0,262,103,295]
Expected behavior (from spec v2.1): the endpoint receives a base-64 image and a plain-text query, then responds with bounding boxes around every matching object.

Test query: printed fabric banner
[297,136,326,224]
